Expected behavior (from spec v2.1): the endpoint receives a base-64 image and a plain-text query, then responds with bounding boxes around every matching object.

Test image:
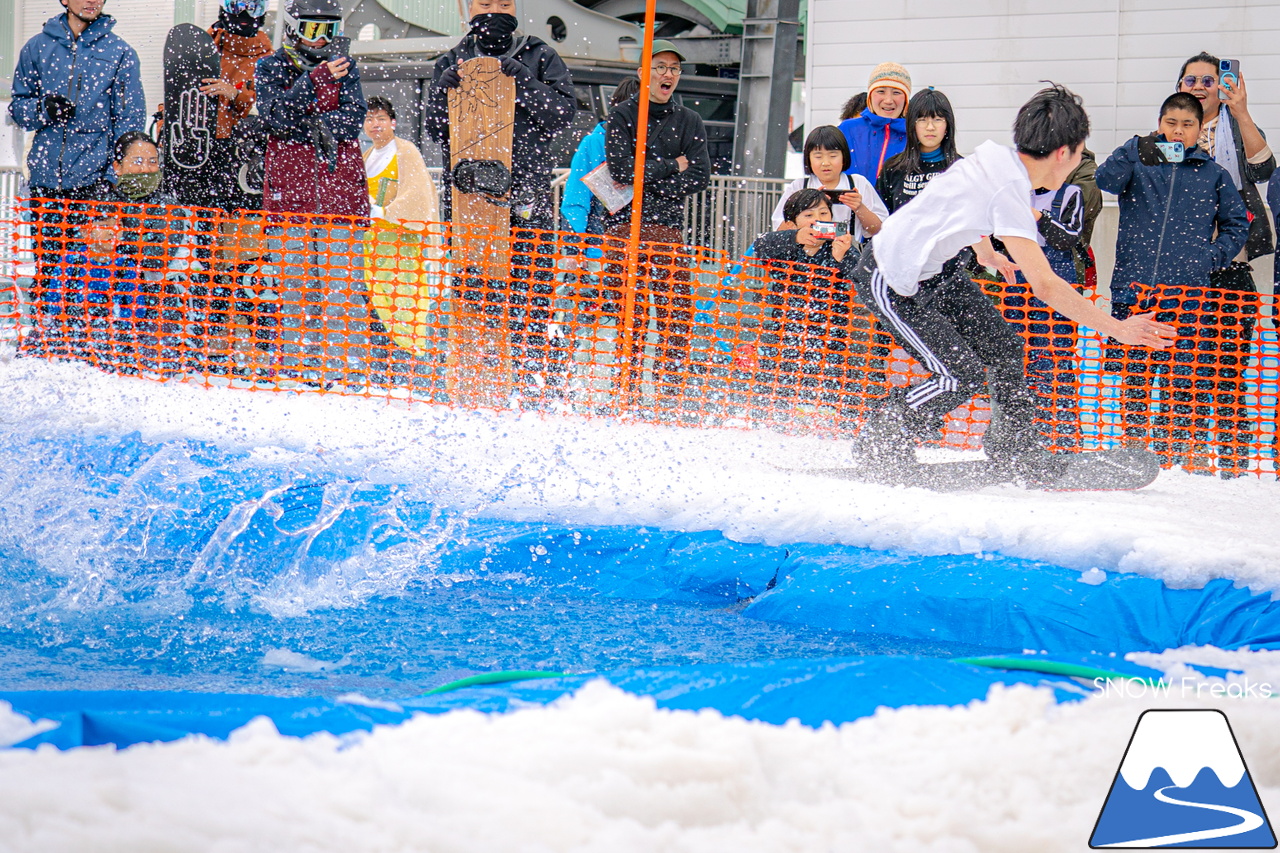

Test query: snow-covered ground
[1,358,1278,852]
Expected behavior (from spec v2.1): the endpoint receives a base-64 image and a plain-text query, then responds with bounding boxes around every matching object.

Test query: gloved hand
[44,94,76,125]
[437,66,462,89]
[499,57,527,78]
[1137,134,1166,167]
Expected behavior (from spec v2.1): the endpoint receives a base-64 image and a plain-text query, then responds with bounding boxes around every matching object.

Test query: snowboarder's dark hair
[112,131,157,164]
[802,125,851,175]
[366,96,396,120]
[1013,83,1090,159]
[782,187,830,224]
[883,87,958,176]
[1176,51,1220,89]
[1160,92,1204,124]
[839,92,867,121]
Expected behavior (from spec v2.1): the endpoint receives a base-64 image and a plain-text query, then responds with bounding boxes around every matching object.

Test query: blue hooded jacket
[561,121,605,233]
[1095,135,1249,306]
[837,109,907,184]
[9,14,146,191]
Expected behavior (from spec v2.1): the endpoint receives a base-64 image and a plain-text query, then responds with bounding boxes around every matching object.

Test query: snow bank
[1,669,1277,852]
[3,358,1277,595]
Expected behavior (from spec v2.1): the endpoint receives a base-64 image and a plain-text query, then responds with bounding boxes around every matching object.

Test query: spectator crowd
[8,0,1280,475]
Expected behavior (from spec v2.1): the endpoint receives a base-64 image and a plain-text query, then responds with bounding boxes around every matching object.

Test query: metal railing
[684,175,788,259]
[428,167,786,257]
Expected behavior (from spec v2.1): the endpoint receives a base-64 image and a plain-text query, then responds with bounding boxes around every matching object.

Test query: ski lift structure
[332,0,803,178]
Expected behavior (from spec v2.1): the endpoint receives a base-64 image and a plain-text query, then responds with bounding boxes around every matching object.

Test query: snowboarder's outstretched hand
[1111,312,1176,348]
[437,66,463,90]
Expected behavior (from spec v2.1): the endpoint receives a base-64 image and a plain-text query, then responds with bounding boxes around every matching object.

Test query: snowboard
[445,55,517,408]
[792,446,1163,493]
[162,23,221,205]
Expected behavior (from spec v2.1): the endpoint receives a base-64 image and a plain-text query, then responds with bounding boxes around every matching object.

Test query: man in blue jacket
[10,0,145,199]
[10,0,145,353]
[1096,92,1251,474]
[838,62,910,184]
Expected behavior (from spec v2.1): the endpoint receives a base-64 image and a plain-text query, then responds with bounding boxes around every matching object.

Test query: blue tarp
[7,653,1163,750]
[744,545,1280,654]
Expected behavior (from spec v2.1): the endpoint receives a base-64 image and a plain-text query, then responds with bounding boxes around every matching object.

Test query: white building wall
[806,0,1280,159]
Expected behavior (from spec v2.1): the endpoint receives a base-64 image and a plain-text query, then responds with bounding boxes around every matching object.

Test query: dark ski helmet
[282,0,343,60]
[221,0,266,16]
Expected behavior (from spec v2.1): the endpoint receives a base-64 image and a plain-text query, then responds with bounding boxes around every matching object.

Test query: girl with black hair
[770,125,887,241]
[876,88,960,214]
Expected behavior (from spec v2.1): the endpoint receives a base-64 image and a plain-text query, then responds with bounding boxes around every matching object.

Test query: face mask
[216,8,263,36]
[470,12,518,54]
[116,170,162,200]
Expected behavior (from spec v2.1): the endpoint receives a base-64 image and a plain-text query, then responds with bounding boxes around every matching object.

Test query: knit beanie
[867,62,911,98]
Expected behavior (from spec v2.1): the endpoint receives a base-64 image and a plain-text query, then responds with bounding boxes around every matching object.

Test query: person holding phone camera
[770,125,886,239]
[750,188,865,422]
[255,0,377,387]
[1096,92,1252,475]
[1176,52,1275,273]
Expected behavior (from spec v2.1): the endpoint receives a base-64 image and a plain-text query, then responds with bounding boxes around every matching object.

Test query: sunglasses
[1181,75,1218,89]
[296,17,341,42]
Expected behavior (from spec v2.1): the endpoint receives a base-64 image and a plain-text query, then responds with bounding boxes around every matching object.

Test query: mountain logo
[1090,709,1276,848]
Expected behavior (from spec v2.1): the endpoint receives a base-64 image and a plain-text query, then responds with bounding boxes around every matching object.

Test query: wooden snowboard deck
[446,56,517,407]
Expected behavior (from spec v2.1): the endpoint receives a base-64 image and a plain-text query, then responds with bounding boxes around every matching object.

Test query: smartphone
[822,189,846,207]
[1155,140,1185,163]
[812,220,838,239]
[1219,59,1239,100]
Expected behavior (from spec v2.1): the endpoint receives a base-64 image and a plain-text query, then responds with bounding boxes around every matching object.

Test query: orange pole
[616,0,657,411]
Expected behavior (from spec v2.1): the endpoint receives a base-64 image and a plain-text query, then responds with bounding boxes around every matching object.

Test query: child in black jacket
[749,189,866,423]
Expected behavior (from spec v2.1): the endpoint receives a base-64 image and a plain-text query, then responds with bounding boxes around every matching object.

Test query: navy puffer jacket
[1095,135,1249,306]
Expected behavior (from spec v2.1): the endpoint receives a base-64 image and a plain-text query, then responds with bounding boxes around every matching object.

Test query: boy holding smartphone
[1095,92,1251,473]
[751,188,862,422]
[848,85,1175,484]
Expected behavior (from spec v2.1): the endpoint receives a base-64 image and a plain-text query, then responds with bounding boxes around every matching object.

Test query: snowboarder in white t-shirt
[849,84,1176,483]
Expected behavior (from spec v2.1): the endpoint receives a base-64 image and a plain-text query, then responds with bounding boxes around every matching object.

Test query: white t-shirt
[364,140,397,179]
[770,172,888,242]
[872,141,1038,296]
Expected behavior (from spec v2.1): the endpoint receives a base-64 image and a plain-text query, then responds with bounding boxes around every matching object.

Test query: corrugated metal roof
[374,0,465,36]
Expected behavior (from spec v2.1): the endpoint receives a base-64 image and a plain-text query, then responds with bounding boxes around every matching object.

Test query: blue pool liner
[6,652,1164,750]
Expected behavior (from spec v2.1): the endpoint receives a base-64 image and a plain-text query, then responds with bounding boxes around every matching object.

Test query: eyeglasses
[1181,75,1217,89]
[296,18,341,42]
[126,156,160,167]
[651,65,682,77]
[915,116,945,127]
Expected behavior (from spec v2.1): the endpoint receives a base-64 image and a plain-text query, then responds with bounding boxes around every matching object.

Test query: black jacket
[605,96,710,230]
[425,33,575,220]
[875,157,951,215]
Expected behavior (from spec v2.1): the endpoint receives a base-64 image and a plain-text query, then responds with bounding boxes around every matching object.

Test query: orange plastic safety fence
[11,199,1279,478]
